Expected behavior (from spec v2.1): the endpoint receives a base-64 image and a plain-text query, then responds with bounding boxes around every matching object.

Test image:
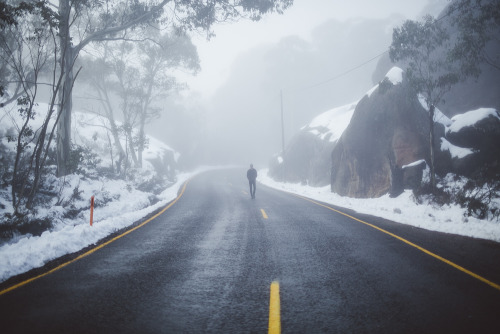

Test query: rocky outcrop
[330,74,500,198]
[268,102,357,185]
[330,70,429,198]
[441,108,500,176]
[268,131,334,186]
[269,65,500,198]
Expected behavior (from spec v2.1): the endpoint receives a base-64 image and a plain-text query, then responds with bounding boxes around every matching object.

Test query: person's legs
[252,181,256,198]
[250,180,256,198]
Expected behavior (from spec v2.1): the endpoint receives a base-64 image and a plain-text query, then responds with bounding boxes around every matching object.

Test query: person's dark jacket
[247,168,257,181]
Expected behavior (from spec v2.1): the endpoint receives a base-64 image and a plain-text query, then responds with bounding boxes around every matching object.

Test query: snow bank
[0,167,218,283]
[259,169,500,243]
[73,112,177,170]
[0,101,203,283]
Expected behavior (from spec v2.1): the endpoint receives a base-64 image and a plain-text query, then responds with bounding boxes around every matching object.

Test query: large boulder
[268,102,357,186]
[442,108,500,176]
[331,68,430,198]
[268,131,333,186]
[446,108,500,151]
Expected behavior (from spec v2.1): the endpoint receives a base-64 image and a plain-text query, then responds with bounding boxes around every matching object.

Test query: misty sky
[150,0,449,168]
[186,0,447,97]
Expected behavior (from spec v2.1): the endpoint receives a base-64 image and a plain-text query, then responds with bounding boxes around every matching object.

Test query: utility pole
[280,90,285,181]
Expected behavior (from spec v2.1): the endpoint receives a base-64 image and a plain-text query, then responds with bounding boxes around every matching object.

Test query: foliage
[389,14,481,189]
[80,28,199,172]
[455,169,500,220]
[389,15,463,109]
[0,2,70,214]
[0,0,58,103]
[414,172,500,221]
[447,0,500,71]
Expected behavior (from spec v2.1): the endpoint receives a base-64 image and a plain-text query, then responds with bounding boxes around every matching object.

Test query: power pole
[280,90,285,181]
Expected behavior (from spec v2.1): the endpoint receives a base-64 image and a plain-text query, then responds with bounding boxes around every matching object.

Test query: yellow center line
[268,281,281,334]
[261,209,269,219]
[291,193,500,292]
[0,180,191,296]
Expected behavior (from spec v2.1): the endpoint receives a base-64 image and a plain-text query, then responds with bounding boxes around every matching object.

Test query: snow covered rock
[331,67,429,198]
[268,102,357,186]
[442,108,500,176]
[446,108,500,151]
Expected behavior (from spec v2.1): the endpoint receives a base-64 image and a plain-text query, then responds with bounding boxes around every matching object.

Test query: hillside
[0,103,179,246]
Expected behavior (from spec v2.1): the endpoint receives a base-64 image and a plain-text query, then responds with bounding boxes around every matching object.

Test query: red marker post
[90,196,95,226]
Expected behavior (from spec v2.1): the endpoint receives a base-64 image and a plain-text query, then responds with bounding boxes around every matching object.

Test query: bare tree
[77,53,128,174]
[134,29,200,167]
[80,29,199,172]
[54,0,294,176]
[0,1,79,214]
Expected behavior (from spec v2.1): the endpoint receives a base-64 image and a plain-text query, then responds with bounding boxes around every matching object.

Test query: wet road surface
[1,168,500,333]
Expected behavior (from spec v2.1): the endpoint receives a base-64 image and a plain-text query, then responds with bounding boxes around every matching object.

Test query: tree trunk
[429,104,436,190]
[125,126,139,167]
[56,0,74,177]
[109,118,127,172]
[137,112,147,168]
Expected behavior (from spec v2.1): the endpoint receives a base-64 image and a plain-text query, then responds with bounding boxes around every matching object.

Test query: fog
[146,0,449,169]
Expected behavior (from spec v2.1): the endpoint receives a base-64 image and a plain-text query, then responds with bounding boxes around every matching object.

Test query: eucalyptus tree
[134,29,200,167]
[54,0,294,176]
[81,29,199,172]
[390,16,462,189]
[0,0,55,105]
[0,0,66,213]
[447,0,500,72]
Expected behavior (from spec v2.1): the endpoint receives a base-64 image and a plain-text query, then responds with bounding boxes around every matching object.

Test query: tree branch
[75,0,172,54]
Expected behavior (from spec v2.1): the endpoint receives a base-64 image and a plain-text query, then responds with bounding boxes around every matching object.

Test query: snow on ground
[259,169,500,244]
[0,100,218,283]
[0,166,217,283]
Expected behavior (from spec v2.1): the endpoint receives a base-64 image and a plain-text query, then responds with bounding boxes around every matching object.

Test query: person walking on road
[247,164,258,199]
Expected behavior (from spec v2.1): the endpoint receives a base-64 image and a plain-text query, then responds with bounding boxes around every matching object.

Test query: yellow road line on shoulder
[261,209,269,219]
[268,281,281,334]
[292,193,500,292]
[0,181,190,297]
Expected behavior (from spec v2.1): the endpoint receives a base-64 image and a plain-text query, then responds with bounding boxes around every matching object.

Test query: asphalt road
[1,168,500,333]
